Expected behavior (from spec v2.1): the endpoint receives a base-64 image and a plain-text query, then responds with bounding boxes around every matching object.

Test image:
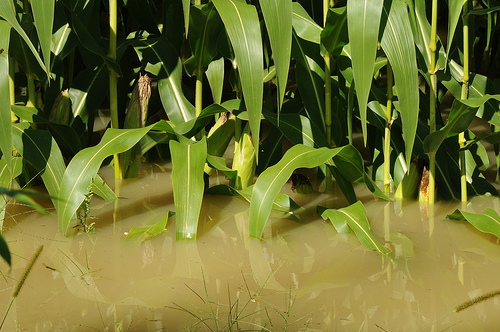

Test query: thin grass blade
[31,0,54,77]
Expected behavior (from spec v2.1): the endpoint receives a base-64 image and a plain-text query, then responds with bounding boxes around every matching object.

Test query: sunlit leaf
[31,0,54,76]
[447,208,500,239]
[380,0,419,167]
[348,0,383,145]
[291,2,322,44]
[170,137,207,240]
[260,0,292,113]
[212,0,263,158]
[126,211,175,244]
[319,201,391,256]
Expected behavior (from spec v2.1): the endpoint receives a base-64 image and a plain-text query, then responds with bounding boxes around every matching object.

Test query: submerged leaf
[320,201,391,256]
[126,211,175,244]
[447,208,500,239]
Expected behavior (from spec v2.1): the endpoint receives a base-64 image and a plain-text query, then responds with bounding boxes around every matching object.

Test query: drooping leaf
[212,0,263,159]
[259,0,292,113]
[380,0,419,167]
[170,137,207,240]
[447,208,500,239]
[445,0,464,69]
[424,100,477,155]
[57,125,158,234]
[319,201,391,256]
[347,0,383,145]
[249,144,349,238]
[0,21,11,172]
[0,0,46,75]
[291,2,322,44]
[0,232,10,266]
[321,7,348,58]
[0,187,49,215]
[12,123,66,209]
[206,57,224,104]
[31,0,54,76]
[126,211,175,244]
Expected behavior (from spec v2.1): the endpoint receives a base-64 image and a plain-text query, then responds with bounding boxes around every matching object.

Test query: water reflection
[0,166,499,330]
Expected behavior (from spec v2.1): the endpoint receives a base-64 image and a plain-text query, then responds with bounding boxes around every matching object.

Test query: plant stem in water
[428,0,438,204]
[459,0,469,202]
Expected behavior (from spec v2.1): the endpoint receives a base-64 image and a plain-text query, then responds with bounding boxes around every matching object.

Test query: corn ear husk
[49,89,71,125]
[231,122,256,189]
[395,162,420,199]
[204,112,235,174]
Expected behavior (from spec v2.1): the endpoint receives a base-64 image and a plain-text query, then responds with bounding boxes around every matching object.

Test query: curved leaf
[249,144,344,238]
[347,0,383,145]
[380,0,419,167]
[31,0,54,75]
[212,0,263,158]
[259,0,292,113]
[320,201,391,255]
[170,137,207,240]
[447,208,500,239]
[0,0,46,75]
[126,211,175,244]
[57,126,154,234]
[291,2,322,44]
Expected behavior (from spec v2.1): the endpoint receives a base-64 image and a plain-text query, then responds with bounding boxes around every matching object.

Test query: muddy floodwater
[1,164,500,331]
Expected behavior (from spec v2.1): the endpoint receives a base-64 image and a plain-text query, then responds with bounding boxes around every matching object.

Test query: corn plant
[0,0,500,248]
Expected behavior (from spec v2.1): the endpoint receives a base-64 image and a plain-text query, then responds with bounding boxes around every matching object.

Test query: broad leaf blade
[447,208,500,239]
[212,0,263,159]
[31,0,54,76]
[320,201,391,255]
[347,0,383,145]
[0,0,46,75]
[380,0,419,167]
[259,0,292,113]
[126,211,175,244]
[57,126,153,234]
[170,137,207,240]
[249,144,342,238]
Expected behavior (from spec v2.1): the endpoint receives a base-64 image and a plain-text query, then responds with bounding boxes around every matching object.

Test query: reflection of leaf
[320,201,391,256]
[126,211,175,244]
[447,208,500,239]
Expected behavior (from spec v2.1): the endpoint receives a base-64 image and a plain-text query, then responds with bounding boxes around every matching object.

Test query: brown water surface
[1,164,500,331]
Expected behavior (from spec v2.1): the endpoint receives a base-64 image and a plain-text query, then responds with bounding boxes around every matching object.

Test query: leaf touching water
[319,201,391,256]
[447,208,500,239]
[249,144,347,238]
[126,211,175,244]
[170,137,207,240]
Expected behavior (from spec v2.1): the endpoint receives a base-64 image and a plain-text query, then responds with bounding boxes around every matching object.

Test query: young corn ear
[204,112,235,174]
[49,89,71,125]
[395,161,420,199]
[120,74,152,178]
[231,122,256,189]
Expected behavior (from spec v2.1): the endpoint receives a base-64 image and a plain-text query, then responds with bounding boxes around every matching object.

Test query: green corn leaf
[0,0,46,75]
[291,2,322,44]
[91,175,117,202]
[249,144,349,238]
[212,0,263,160]
[126,211,175,244]
[132,36,195,127]
[291,31,325,132]
[184,2,223,77]
[320,7,348,58]
[319,201,391,256]
[259,0,292,113]
[447,208,500,239]
[395,161,421,199]
[424,100,477,155]
[170,137,207,240]
[12,123,66,210]
[57,125,157,235]
[380,0,419,168]
[232,123,256,189]
[347,0,383,146]
[182,0,190,36]
[0,20,11,172]
[206,57,224,104]
[31,0,54,76]
[0,187,49,215]
[445,0,464,69]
